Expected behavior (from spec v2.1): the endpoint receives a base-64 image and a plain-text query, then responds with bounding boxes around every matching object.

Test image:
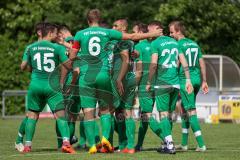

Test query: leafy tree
[0,0,60,90]
[0,0,60,114]
[45,0,165,33]
[155,0,240,62]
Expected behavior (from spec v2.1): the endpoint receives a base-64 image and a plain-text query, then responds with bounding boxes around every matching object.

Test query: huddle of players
[15,9,208,155]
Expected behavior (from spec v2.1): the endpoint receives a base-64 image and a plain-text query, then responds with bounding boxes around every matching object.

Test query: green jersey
[27,40,68,80]
[178,38,203,79]
[151,36,183,86]
[135,39,152,87]
[112,40,135,80]
[22,44,33,61]
[64,36,74,42]
[73,26,122,75]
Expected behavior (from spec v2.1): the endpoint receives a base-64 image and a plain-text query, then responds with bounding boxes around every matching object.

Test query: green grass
[0,119,240,160]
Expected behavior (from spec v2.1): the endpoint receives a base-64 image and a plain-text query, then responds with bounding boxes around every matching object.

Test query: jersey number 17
[185,48,198,67]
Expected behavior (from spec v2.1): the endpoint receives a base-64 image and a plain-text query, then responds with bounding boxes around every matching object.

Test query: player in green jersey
[20,22,45,71]
[169,21,208,152]
[56,24,101,150]
[63,9,162,154]
[110,19,138,154]
[146,21,193,154]
[15,22,45,152]
[133,22,157,151]
[22,23,75,154]
[53,25,79,149]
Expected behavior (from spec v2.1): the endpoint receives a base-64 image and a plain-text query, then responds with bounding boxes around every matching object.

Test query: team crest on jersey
[145,47,150,51]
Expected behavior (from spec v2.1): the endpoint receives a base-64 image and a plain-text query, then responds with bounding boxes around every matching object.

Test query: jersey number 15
[33,52,55,72]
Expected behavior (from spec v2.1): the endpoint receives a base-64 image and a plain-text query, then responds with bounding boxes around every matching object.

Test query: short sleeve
[177,44,184,55]
[150,40,158,55]
[108,29,123,40]
[135,43,143,61]
[22,47,29,61]
[26,48,32,67]
[74,31,81,42]
[57,45,68,63]
[198,46,203,58]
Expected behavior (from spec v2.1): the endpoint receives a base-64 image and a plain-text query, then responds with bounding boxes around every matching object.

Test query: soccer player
[22,23,75,153]
[54,25,79,149]
[133,22,156,151]
[65,9,162,154]
[111,19,137,154]
[15,22,45,152]
[169,21,208,152]
[146,21,193,154]
[56,25,100,150]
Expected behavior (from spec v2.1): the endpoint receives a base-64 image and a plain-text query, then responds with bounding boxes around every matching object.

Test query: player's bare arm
[20,61,32,72]
[64,67,80,95]
[199,58,209,94]
[122,29,162,41]
[60,42,79,85]
[135,56,143,84]
[179,53,193,94]
[146,53,158,91]
[116,50,130,95]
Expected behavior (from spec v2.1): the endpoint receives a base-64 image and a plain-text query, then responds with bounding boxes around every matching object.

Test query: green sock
[125,117,136,149]
[100,114,111,140]
[181,116,190,146]
[189,115,205,147]
[160,117,172,140]
[136,119,148,147]
[55,121,62,148]
[25,118,37,146]
[149,117,164,141]
[16,117,28,144]
[56,117,70,142]
[109,115,115,144]
[84,120,95,147]
[68,122,75,140]
[79,120,86,146]
[117,118,127,149]
[94,121,100,143]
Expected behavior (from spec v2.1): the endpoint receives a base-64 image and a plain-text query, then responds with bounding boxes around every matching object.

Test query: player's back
[151,36,180,85]
[27,40,67,81]
[178,38,202,79]
[74,26,122,74]
[135,39,152,86]
[135,39,152,71]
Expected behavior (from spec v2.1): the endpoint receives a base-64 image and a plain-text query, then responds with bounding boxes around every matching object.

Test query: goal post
[1,90,52,119]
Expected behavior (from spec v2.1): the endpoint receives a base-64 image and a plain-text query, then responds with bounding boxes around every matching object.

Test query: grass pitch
[0,119,240,160]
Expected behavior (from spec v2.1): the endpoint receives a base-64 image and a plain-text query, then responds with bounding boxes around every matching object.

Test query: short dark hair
[41,23,57,37]
[59,24,71,32]
[148,20,164,29]
[35,22,45,35]
[114,19,128,31]
[169,21,186,35]
[87,9,101,23]
[133,22,148,33]
[99,20,110,28]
